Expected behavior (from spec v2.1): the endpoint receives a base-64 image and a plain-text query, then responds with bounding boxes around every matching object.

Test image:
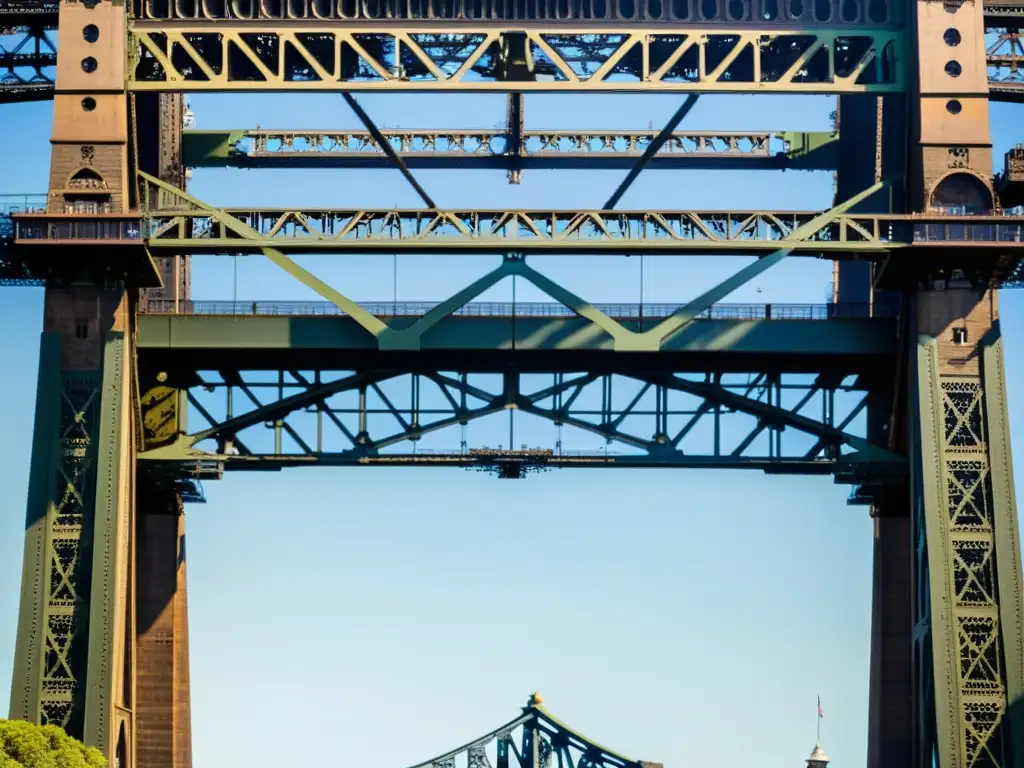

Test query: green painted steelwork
[135,314,896,358]
[403,697,649,768]
[138,171,894,255]
[982,334,1024,764]
[128,25,905,94]
[913,328,1024,768]
[180,128,840,171]
[9,333,64,727]
[83,331,127,754]
[780,130,841,166]
[135,355,903,491]
[9,333,103,738]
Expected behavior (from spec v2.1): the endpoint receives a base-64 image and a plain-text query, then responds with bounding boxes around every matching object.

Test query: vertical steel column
[903,0,1009,762]
[9,291,137,767]
[9,333,96,735]
[910,289,1024,768]
[8,1,139,764]
[83,328,136,764]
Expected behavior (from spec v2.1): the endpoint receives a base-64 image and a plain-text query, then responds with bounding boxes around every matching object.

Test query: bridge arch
[927,169,994,213]
[404,696,660,768]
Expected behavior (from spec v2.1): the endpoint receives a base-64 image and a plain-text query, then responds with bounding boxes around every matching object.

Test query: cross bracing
[0,25,55,104]
[128,207,1024,254]
[138,363,901,486]
[127,25,904,93]
[988,31,1024,103]
[398,696,657,768]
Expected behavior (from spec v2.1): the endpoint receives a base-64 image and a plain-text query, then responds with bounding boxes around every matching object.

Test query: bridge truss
[1,0,1024,765]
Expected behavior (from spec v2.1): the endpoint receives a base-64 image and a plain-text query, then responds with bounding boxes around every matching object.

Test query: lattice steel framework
[11,360,102,734]
[402,696,660,768]
[127,26,904,92]
[180,128,839,171]
[2,0,1024,763]
[138,367,901,478]
[912,338,1024,768]
[0,24,56,103]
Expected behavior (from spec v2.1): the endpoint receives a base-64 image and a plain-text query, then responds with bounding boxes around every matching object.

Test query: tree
[0,719,106,768]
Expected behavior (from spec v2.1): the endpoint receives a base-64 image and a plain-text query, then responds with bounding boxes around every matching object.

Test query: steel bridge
[1,0,1024,764]
[1,0,1023,102]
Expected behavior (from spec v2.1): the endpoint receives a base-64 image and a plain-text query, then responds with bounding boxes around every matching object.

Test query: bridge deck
[136,310,896,372]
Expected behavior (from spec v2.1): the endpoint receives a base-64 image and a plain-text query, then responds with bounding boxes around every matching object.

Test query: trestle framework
[181,128,839,170]
[2,0,1024,764]
[127,25,903,92]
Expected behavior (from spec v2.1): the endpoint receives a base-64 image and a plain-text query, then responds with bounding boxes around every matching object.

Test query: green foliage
[0,720,106,768]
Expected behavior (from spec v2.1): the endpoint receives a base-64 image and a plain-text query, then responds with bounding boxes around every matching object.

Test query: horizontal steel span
[182,128,839,170]
[0,81,53,104]
[12,209,1024,254]
[127,209,1024,253]
[130,0,906,24]
[0,0,1016,28]
[140,298,895,320]
[125,0,1024,24]
[128,25,903,93]
[135,350,902,480]
[0,26,55,104]
[136,313,896,361]
[988,34,1023,103]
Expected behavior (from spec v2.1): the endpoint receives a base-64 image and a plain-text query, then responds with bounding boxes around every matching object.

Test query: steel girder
[129,0,905,25]
[127,24,904,93]
[399,696,658,768]
[985,1,1024,24]
[129,173,1024,260]
[988,31,1023,104]
[121,0,1023,24]
[138,361,903,487]
[127,174,1024,255]
[139,207,895,254]
[132,176,898,356]
[912,334,1024,768]
[128,170,896,254]
[0,25,55,105]
[181,128,840,171]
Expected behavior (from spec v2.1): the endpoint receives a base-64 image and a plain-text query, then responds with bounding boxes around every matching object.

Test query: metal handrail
[139,299,900,320]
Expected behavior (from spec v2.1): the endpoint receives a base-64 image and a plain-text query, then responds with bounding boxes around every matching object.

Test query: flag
[817,696,824,719]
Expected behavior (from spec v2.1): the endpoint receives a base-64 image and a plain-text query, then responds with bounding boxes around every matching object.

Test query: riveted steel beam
[132,205,1022,256]
[138,364,902,487]
[127,25,905,93]
[602,94,699,209]
[0,25,55,105]
[130,169,902,255]
[181,128,841,171]
[988,32,1024,104]
[135,312,897,363]
[340,92,438,207]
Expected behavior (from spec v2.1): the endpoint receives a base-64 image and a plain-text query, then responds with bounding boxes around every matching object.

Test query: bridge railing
[0,194,46,242]
[139,299,899,320]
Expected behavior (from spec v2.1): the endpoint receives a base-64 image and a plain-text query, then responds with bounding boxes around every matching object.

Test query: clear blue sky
[1,88,1022,768]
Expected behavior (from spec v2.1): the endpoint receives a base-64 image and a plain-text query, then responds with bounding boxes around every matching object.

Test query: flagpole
[816,695,822,745]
